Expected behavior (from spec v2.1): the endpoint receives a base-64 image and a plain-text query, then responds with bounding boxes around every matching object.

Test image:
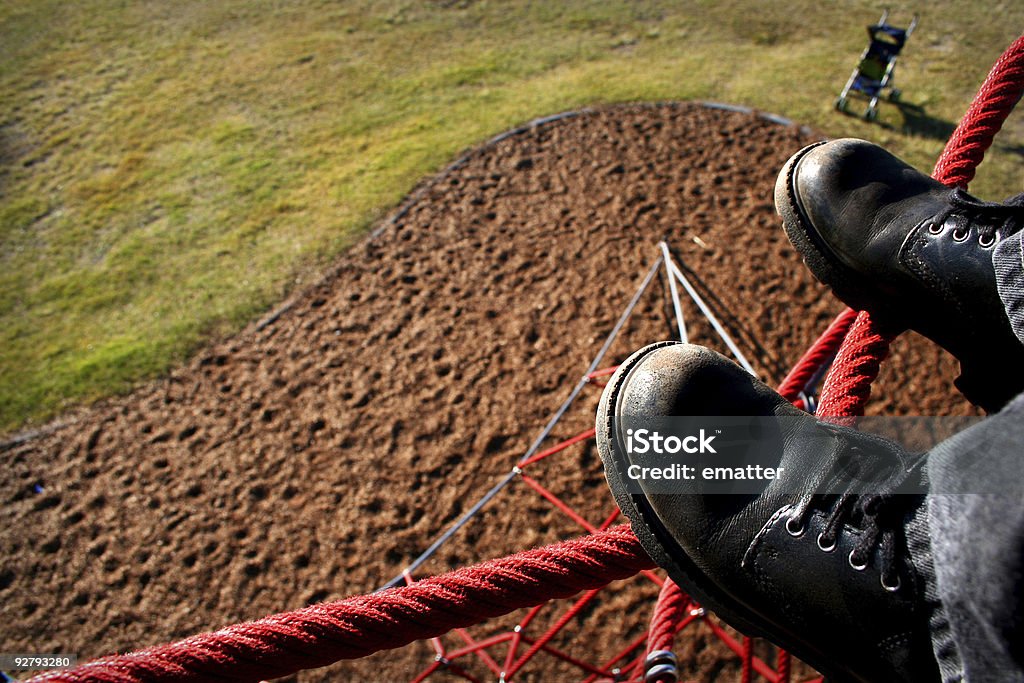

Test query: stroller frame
[835,9,918,121]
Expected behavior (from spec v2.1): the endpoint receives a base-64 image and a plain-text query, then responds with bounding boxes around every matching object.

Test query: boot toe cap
[599,342,776,422]
[789,138,880,239]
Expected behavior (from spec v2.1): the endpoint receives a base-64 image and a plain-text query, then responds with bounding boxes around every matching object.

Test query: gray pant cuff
[993,232,1024,346]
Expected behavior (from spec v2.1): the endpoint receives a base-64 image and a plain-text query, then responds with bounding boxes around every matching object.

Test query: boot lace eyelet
[951,226,970,242]
[978,233,996,247]
[927,221,943,235]
[785,516,805,537]
[816,533,836,553]
[881,573,902,592]
[848,550,868,571]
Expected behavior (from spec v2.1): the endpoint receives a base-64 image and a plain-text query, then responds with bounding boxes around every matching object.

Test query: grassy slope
[1,0,1021,433]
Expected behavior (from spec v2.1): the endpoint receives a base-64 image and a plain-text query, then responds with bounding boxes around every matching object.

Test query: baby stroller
[835,10,918,121]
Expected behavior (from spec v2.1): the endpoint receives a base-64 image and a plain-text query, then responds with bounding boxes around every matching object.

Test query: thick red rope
[28,525,654,683]
[776,309,857,403]
[645,578,690,660]
[933,35,1024,189]
[817,34,1024,418]
[815,310,896,419]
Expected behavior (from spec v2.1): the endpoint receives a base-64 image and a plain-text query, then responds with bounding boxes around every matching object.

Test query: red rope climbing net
[29,33,1024,683]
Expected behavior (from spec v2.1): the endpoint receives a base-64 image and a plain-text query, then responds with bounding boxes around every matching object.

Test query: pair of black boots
[597,139,1024,682]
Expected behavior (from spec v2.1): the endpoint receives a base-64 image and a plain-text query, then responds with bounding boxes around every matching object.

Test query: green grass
[1,0,1022,433]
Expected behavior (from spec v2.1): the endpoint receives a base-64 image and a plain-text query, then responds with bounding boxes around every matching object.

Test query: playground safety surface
[0,102,980,681]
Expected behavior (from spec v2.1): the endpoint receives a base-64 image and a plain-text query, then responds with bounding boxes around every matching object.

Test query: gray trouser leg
[925,393,1024,683]
[994,231,1024,345]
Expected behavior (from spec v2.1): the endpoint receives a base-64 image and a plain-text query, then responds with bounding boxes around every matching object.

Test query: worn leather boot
[775,138,1024,412]
[597,342,941,683]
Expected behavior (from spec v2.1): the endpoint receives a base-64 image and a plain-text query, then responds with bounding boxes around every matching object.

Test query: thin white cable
[667,257,757,376]
[659,241,688,343]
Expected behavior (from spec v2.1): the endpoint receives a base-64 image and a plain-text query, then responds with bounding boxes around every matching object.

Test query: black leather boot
[774,138,1024,412]
[597,342,941,683]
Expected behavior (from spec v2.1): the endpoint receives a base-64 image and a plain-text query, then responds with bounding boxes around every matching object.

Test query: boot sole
[598,342,867,683]
[773,142,907,335]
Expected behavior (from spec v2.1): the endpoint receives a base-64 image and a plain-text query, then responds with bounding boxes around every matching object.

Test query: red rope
[583,631,649,683]
[520,474,598,532]
[519,427,597,467]
[740,636,753,683]
[776,648,791,683]
[704,618,779,682]
[506,588,602,676]
[646,579,690,658]
[29,526,653,683]
[451,628,503,677]
[815,310,896,418]
[932,35,1024,189]
[776,309,857,402]
[817,35,1024,418]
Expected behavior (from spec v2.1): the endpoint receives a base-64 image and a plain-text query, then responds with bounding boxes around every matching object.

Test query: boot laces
[932,187,1024,246]
[788,430,925,592]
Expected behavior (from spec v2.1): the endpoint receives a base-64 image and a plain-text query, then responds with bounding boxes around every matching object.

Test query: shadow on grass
[841,98,1023,159]
[894,101,958,141]
[994,140,1024,158]
[834,95,958,142]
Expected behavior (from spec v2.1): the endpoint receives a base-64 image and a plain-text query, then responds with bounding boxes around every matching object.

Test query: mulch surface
[0,103,978,682]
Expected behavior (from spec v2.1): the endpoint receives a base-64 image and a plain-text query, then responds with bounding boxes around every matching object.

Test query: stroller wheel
[835,96,847,112]
[864,107,878,121]
[888,89,902,102]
